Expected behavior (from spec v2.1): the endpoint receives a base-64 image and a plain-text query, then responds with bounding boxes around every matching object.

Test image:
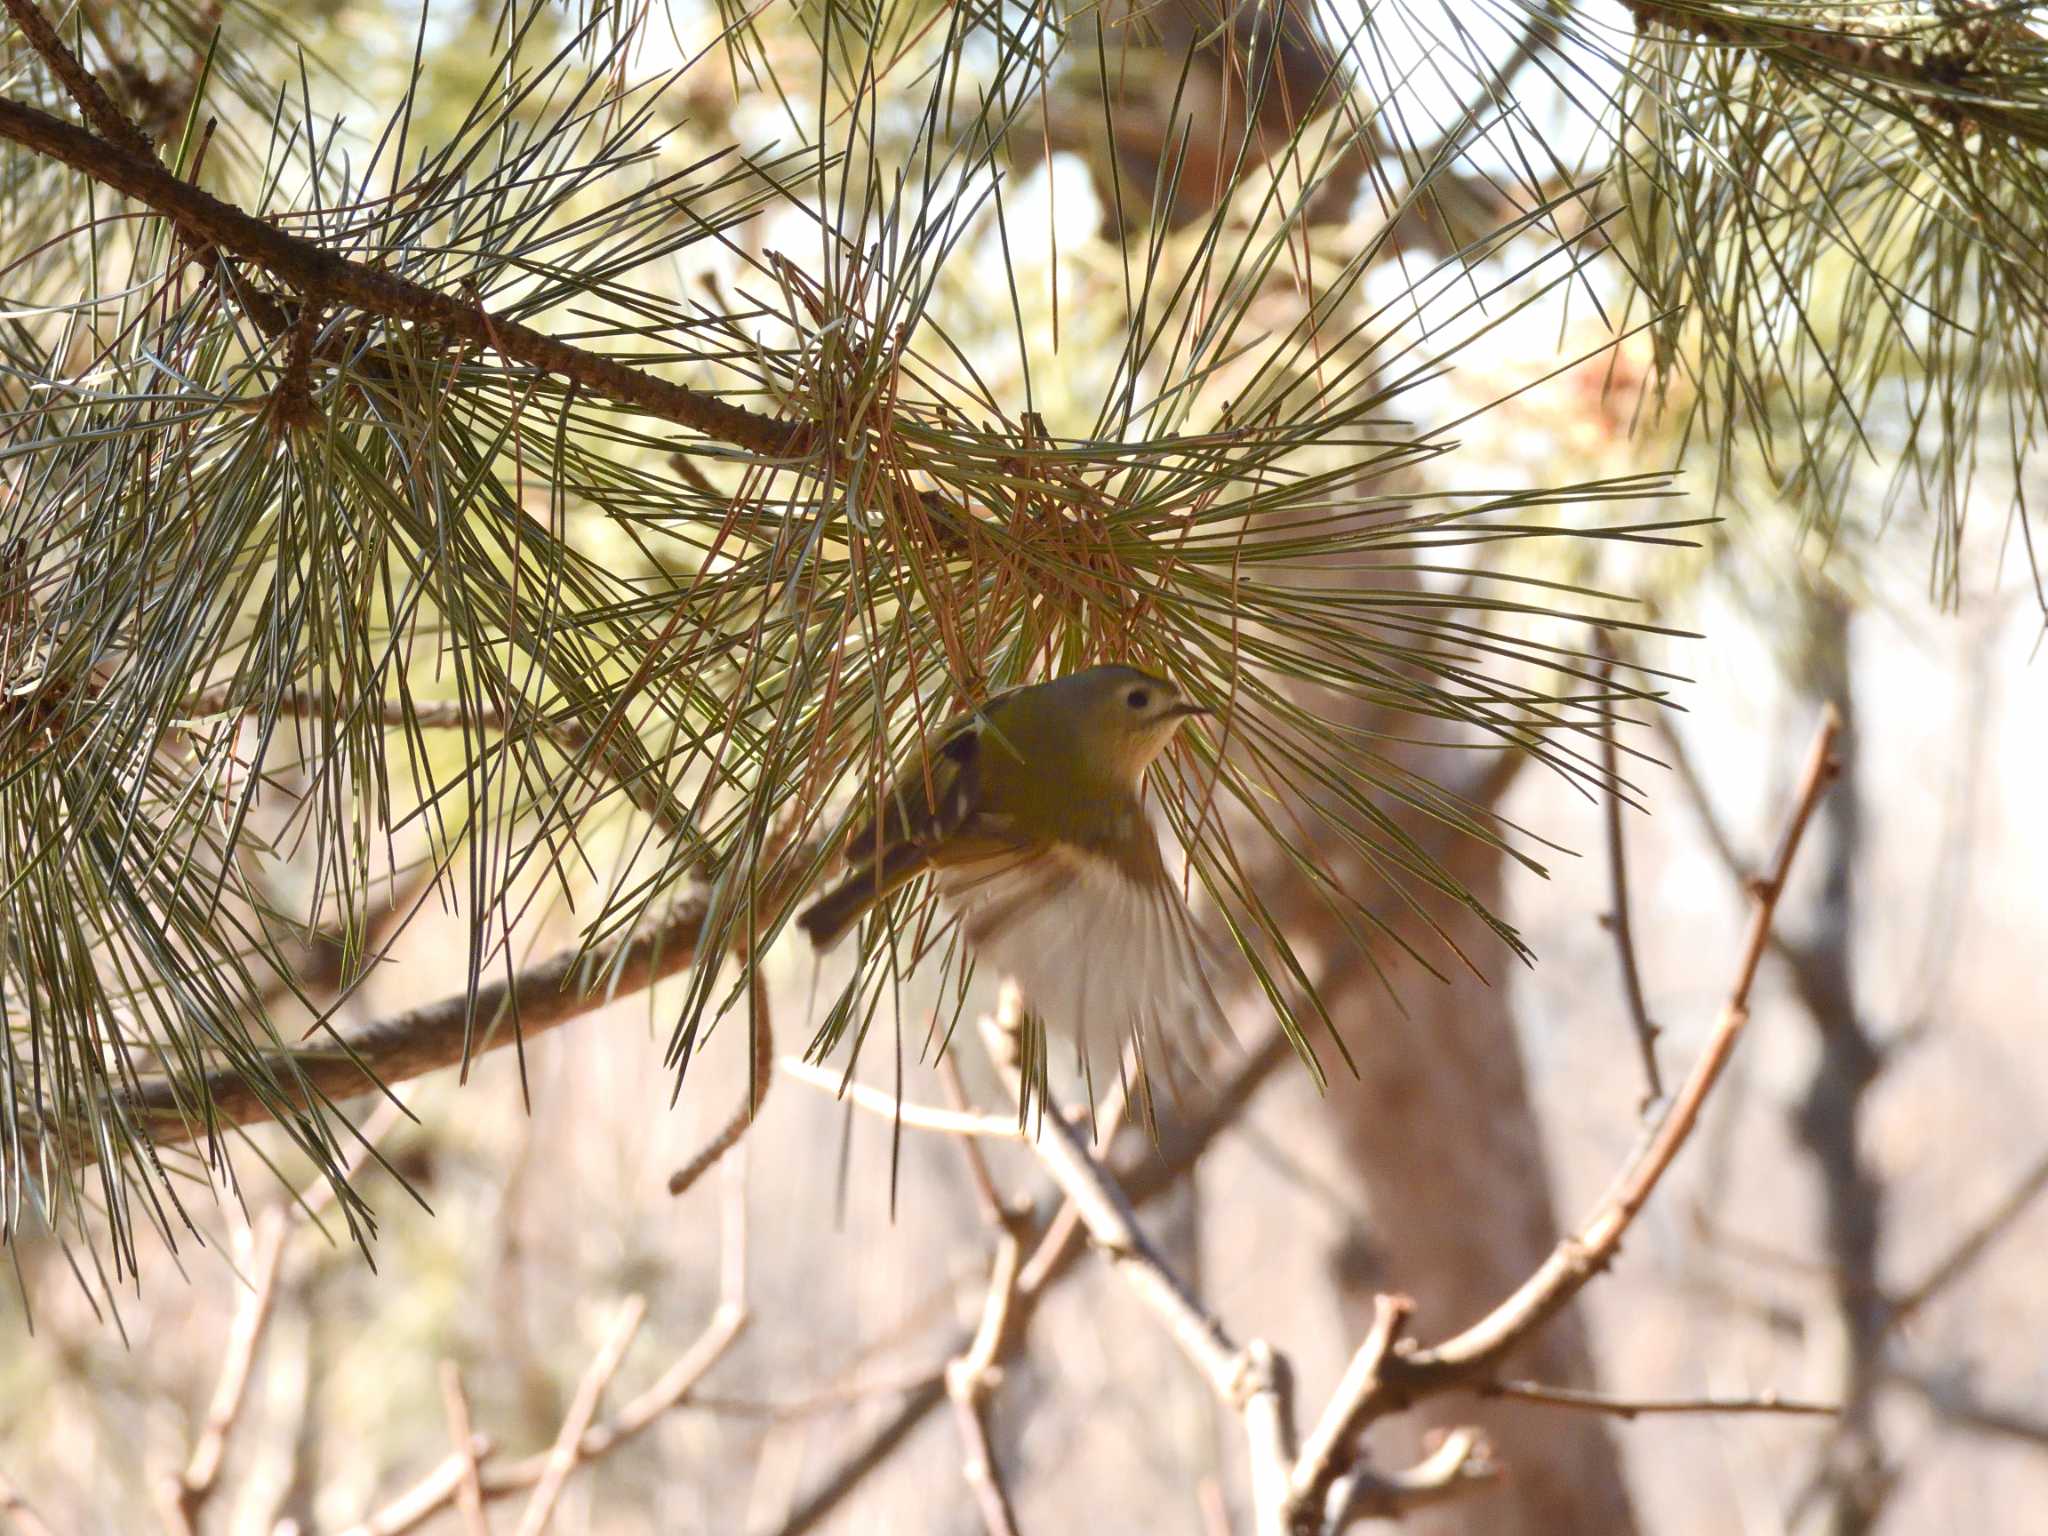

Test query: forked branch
[982,707,1841,1535]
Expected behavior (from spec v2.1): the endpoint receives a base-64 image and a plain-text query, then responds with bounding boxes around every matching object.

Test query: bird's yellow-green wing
[835,686,1027,863]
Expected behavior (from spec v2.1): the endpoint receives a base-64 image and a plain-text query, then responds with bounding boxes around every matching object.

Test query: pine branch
[21,892,717,1162]
[0,94,805,457]
[1624,1,2048,148]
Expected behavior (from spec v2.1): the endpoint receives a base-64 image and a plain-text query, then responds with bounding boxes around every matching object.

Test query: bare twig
[1595,640,1661,1106]
[1326,1429,1500,1525]
[159,1206,291,1535]
[980,998,1297,1536]
[1478,1380,1840,1419]
[1357,707,1842,1408]
[1288,1294,1413,1521]
[357,1151,749,1534]
[438,1364,490,1536]
[946,1231,1025,1536]
[983,1009,1248,1407]
[764,1383,947,1536]
[939,1055,1015,1225]
[488,1271,749,1487]
[513,1295,649,1536]
[772,1030,1262,1536]
[151,1097,409,1532]
[341,1437,497,1536]
[779,1055,1021,1141]
[1894,1368,2048,1449]
[669,964,775,1196]
[1886,1144,2048,1332]
[1014,1074,1134,1294]
[688,1366,947,1420]
[940,1048,1035,1536]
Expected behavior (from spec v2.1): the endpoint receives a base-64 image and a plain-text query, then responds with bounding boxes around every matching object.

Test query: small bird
[798,665,1229,1079]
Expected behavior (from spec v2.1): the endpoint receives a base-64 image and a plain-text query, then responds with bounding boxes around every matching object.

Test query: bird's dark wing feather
[837,687,1028,862]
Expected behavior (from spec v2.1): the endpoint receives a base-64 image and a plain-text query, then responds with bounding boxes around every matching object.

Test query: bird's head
[1053,664,1209,784]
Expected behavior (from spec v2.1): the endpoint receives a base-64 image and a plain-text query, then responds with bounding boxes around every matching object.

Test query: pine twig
[669,964,776,1196]
[70,892,727,1158]
[0,85,801,457]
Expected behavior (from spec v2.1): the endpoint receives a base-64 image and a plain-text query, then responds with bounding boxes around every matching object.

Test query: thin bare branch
[1479,1380,1840,1419]
[940,1055,1017,1227]
[983,1007,1248,1407]
[689,1366,947,1420]
[1886,1144,2048,1331]
[779,1055,1022,1141]
[1326,1429,1501,1527]
[1288,1293,1413,1521]
[946,1231,1025,1536]
[514,1295,649,1536]
[339,1437,497,1536]
[159,1207,291,1535]
[669,965,775,1196]
[763,1383,948,1536]
[438,1364,490,1536]
[1894,1368,2048,1449]
[980,997,1298,1535]
[1366,707,1842,1406]
[774,1032,1257,1536]
[1595,638,1661,1106]
[341,1146,747,1536]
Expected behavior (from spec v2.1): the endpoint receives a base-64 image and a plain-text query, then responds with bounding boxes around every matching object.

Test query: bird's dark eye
[1125,688,1150,710]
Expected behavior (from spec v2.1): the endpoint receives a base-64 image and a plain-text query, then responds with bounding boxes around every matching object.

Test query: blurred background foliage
[2,0,2046,1531]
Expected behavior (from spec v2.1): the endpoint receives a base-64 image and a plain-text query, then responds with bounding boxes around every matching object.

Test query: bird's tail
[796,842,933,950]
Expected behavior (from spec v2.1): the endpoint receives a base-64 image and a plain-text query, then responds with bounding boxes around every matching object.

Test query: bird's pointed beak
[1168,701,1211,719]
